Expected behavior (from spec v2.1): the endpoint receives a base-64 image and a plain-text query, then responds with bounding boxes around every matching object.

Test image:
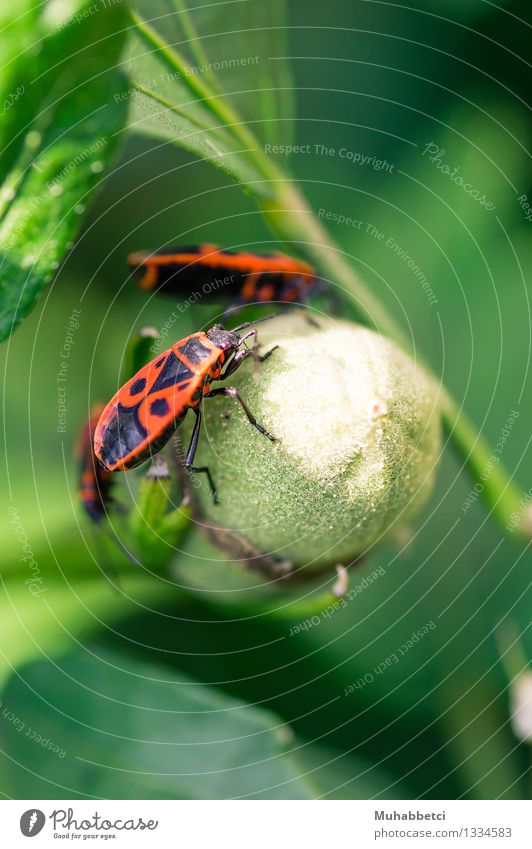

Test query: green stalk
[439,392,529,538]
[171,0,221,92]
[261,182,410,346]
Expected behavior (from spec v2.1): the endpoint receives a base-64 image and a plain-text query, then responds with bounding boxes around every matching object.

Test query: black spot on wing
[130,377,147,396]
[150,397,170,417]
[178,337,213,365]
[150,351,194,392]
[99,402,147,467]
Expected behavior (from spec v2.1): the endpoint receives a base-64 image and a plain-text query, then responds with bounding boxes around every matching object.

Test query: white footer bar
[1,799,529,848]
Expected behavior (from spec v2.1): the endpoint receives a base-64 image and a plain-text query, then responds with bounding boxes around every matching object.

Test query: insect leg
[239,327,258,349]
[220,343,278,380]
[256,345,279,363]
[238,328,278,360]
[207,387,276,441]
[219,347,249,379]
[184,407,219,503]
[238,328,266,372]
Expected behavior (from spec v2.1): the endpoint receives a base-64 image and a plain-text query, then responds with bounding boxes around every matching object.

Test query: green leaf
[168,0,294,146]
[124,0,293,194]
[0,0,40,183]
[0,577,173,691]
[0,0,129,341]
[294,742,408,800]
[0,646,312,799]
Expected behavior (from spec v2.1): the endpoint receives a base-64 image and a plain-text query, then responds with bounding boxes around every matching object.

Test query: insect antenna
[230,313,280,334]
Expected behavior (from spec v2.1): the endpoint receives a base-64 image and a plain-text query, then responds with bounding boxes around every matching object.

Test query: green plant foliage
[0,0,530,804]
[293,743,408,800]
[129,465,192,568]
[0,577,172,690]
[0,646,312,799]
[138,0,293,142]
[0,0,129,341]
[124,0,293,196]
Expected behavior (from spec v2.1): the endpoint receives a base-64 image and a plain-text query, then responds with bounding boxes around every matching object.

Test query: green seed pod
[184,315,441,571]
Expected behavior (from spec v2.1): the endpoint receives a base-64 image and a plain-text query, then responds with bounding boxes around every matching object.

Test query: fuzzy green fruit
[183,315,441,571]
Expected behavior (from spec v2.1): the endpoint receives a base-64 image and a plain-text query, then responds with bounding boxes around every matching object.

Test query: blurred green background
[0,0,531,799]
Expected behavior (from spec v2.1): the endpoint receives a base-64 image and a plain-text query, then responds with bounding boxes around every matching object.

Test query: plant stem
[261,182,410,346]
[439,392,530,538]
[170,0,221,93]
